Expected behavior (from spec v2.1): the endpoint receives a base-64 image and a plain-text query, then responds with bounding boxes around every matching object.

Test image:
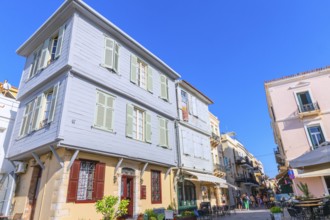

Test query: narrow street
[219,209,271,220]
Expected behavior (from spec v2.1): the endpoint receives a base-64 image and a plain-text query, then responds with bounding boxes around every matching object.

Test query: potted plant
[297,182,312,199]
[95,195,129,220]
[270,206,282,220]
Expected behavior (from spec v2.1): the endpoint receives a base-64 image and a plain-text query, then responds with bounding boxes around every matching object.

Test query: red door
[121,175,134,217]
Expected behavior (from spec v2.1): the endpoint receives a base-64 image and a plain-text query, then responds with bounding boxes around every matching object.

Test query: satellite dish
[3,80,11,91]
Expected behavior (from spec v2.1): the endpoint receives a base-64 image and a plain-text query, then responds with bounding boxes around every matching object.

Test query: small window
[77,161,96,201]
[130,55,153,92]
[297,91,314,112]
[181,90,189,121]
[151,170,162,204]
[133,108,145,141]
[49,34,59,62]
[307,125,325,149]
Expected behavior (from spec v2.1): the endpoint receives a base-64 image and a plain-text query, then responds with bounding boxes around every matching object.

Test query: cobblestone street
[210,208,292,220]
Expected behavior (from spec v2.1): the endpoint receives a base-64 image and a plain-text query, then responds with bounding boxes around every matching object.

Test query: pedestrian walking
[243,194,250,210]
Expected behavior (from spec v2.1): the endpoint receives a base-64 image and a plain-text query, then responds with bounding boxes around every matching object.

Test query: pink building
[265,66,330,197]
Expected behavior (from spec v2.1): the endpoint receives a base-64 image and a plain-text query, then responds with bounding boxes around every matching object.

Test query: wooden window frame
[151,170,162,204]
[67,159,105,203]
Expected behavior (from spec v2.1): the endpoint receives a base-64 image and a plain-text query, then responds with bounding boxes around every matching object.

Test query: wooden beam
[49,145,64,168]
[114,158,124,174]
[140,163,149,179]
[165,167,172,180]
[67,150,79,171]
[32,152,45,170]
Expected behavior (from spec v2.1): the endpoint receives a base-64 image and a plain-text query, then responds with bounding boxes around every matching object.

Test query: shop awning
[296,168,330,178]
[184,170,226,184]
[290,145,330,168]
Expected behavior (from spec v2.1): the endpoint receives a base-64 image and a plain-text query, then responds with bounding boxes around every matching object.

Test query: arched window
[122,168,135,176]
[177,180,196,207]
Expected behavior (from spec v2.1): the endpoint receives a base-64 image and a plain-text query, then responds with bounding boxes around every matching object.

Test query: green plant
[167,204,174,210]
[144,209,157,220]
[270,206,282,214]
[150,217,157,220]
[157,213,165,220]
[297,182,311,198]
[181,211,195,217]
[95,195,129,220]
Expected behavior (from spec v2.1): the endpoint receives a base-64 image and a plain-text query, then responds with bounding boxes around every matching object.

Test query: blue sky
[2,0,330,178]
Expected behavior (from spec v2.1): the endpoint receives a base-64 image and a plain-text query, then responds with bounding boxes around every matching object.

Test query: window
[28,25,65,79]
[159,117,169,147]
[103,37,119,72]
[181,90,189,121]
[19,83,59,137]
[297,91,314,112]
[130,55,153,92]
[126,104,151,143]
[151,170,161,204]
[307,125,325,149]
[160,75,169,101]
[178,181,196,207]
[67,160,105,203]
[133,108,145,141]
[94,91,115,131]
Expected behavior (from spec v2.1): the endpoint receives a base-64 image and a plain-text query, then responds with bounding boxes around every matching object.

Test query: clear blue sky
[2,0,330,178]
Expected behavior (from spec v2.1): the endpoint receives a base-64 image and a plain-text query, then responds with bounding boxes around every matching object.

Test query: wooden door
[29,166,42,220]
[121,175,134,217]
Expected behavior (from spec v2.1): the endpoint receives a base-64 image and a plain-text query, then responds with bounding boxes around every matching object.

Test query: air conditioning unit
[15,162,28,174]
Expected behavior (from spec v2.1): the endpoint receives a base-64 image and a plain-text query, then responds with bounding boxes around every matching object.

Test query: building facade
[8,1,181,219]
[221,133,264,206]
[265,67,330,197]
[175,80,227,211]
[0,81,19,216]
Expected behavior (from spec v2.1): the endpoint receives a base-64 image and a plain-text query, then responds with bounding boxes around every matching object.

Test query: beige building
[221,133,264,205]
[265,66,330,197]
[209,112,228,206]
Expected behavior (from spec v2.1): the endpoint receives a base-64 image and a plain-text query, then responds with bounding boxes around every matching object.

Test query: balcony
[253,166,263,175]
[235,156,253,169]
[213,164,226,177]
[274,148,285,165]
[235,176,259,186]
[297,102,320,118]
[210,132,221,147]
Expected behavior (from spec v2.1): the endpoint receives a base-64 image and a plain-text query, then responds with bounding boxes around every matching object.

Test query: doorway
[121,175,134,217]
[29,166,42,220]
[324,176,330,194]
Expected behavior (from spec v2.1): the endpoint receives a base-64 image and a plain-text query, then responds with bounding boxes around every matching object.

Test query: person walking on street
[244,194,250,210]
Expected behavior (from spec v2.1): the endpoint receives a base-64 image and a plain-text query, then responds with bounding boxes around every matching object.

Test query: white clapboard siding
[59,76,177,165]
[16,18,73,100]
[7,75,67,158]
[179,125,213,173]
[69,14,177,118]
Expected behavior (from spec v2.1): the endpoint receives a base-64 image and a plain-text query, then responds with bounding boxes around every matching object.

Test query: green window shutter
[113,42,119,72]
[104,37,114,69]
[145,112,152,143]
[26,101,35,134]
[95,91,106,127]
[126,104,134,138]
[105,95,114,130]
[55,25,65,59]
[48,82,59,123]
[159,117,167,147]
[147,67,153,93]
[38,38,50,70]
[31,95,43,131]
[20,102,33,136]
[160,75,168,100]
[130,55,137,84]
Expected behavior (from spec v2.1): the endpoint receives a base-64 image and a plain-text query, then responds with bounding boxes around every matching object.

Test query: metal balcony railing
[298,102,320,113]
